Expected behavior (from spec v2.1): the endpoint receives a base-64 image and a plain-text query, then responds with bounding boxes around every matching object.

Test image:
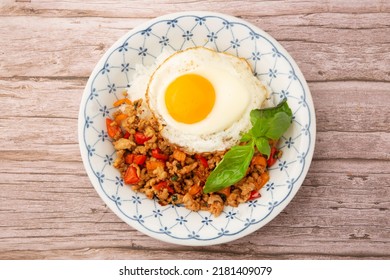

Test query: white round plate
[78,11,316,246]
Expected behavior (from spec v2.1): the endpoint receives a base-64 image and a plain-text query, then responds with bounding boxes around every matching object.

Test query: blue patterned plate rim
[78,11,316,246]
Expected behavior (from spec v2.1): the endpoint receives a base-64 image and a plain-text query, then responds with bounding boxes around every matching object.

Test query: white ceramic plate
[78,11,316,246]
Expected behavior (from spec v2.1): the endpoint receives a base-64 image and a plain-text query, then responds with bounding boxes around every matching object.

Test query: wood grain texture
[0,14,389,82]
[0,0,389,260]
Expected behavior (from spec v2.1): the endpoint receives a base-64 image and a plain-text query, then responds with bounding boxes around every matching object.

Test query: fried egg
[139,47,269,153]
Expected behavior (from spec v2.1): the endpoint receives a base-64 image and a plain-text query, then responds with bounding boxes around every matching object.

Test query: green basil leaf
[265,112,292,140]
[250,109,261,126]
[204,143,254,193]
[251,98,292,121]
[250,117,269,138]
[240,131,252,142]
[255,137,271,158]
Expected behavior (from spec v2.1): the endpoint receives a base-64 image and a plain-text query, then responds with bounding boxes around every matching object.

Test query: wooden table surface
[1,0,389,260]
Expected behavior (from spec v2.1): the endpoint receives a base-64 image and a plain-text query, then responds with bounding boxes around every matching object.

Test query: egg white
[154,66,250,135]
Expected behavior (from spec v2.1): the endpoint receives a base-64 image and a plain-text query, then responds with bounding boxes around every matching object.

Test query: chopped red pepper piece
[267,146,278,167]
[133,154,147,165]
[106,118,122,139]
[134,132,151,145]
[123,131,130,139]
[125,154,146,165]
[248,190,261,201]
[153,181,174,193]
[195,154,208,168]
[125,154,135,164]
[124,166,139,184]
[151,148,169,161]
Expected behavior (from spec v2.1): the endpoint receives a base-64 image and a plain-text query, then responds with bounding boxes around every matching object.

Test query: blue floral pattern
[78,12,315,246]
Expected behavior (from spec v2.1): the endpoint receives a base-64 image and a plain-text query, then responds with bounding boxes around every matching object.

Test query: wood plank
[1,248,388,260]
[1,0,390,18]
[0,77,85,119]
[314,131,390,160]
[0,14,389,81]
[310,81,390,133]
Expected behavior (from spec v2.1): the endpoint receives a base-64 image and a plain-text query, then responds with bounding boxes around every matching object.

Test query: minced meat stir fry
[107,97,279,216]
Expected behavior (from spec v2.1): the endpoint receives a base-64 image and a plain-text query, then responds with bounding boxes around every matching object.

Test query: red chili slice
[106,118,122,139]
[267,147,278,167]
[134,132,151,145]
[151,148,169,161]
[125,154,135,164]
[125,154,147,165]
[195,154,208,168]
[133,155,146,165]
[124,166,139,184]
[153,181,174,194]
[248,190,261,201]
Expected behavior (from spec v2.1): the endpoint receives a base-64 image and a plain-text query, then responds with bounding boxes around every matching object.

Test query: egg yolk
[165,74,215,124]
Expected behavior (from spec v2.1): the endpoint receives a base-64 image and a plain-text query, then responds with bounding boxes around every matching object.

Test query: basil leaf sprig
[243,98,292,158]
[203,99,292,194]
